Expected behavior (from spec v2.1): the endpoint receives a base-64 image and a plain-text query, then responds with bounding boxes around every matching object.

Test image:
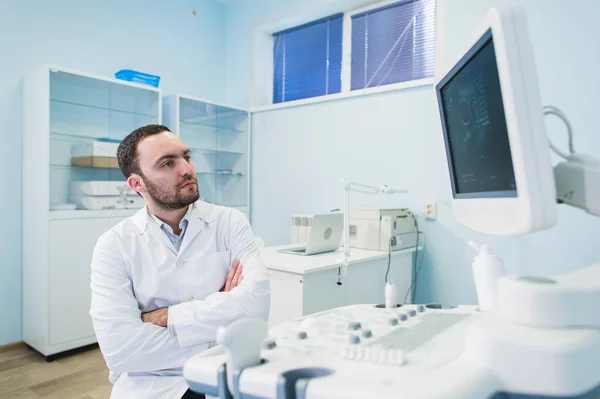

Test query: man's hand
[142,307,169,327]
[221,259,244,292]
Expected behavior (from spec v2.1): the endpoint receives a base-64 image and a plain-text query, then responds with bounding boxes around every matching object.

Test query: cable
[385,236,392,283]
[382,213,426,302]
[384,215,415,286]
[543,105,575,160]
[410,214,419,302]
[404,231,426,304]
[403,213,424,304]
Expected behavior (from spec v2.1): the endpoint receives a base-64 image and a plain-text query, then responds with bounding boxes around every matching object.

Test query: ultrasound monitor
[435,6,557,236]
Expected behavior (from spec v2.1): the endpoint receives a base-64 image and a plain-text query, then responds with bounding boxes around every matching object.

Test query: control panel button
[362,329,373,338]
[416,304,425,312]
[367,348,378,362]
[385,349,406,366]
[398,313,408,321]
[408,309,417,317]
[395,350,406,365]
[386,350,396,364]
[355,347,364,360]
[297,331,308,340]
[348,322,361,330]
[388,318,398,326]
[349,335,361,344]
[344,345,356,359]
[263,339,277,350]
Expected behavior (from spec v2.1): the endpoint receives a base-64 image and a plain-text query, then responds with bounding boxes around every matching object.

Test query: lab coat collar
[130,200,219,254]
[131,200,218,232]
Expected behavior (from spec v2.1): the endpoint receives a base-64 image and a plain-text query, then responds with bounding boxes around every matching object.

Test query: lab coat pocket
[183,250,231,299]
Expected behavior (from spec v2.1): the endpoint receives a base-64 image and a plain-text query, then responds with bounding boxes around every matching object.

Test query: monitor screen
[438,29,517,198]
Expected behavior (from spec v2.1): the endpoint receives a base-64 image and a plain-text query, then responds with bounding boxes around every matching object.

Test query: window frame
[251,0,444,111]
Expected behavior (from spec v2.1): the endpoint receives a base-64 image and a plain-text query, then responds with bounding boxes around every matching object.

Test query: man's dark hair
[117,124,171,179]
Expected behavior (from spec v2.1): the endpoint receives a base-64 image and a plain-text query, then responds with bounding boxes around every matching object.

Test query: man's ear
[127,174,145,194]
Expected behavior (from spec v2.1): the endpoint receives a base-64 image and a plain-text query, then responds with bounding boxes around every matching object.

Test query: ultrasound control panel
[265,304,474,366]
[183,304,480,399]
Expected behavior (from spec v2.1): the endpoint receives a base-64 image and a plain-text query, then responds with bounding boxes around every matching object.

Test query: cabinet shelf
[50,132,121,142]
[180,120,245,134]
[48,209,138,219]
[50,164,121,170]
[179,107,246,124]
[50,98,157,118]
[196,172,246,176]
[191,147,245,156]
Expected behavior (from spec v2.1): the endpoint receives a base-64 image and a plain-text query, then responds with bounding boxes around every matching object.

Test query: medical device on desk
[183,6,600,399]
[348,208,417,252]
[340,182,408,283]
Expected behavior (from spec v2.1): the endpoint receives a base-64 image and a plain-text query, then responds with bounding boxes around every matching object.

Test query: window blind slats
[273,14,343,103]
[351,0,436,90]
[272,1,436,104]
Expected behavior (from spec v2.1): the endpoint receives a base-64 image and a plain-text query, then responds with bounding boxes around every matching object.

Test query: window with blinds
[351,0,436,90]
[270,1,436,104]
[272,14,343,104]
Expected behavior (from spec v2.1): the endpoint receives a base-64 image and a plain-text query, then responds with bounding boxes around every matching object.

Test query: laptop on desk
[279,213,343,256]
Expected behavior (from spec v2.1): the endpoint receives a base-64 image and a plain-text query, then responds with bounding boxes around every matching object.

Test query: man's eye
[184,155,191,162]
[163,161,173,168]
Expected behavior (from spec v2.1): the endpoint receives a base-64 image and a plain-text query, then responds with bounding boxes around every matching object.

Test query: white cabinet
[163,94,250,219]
[22,65,160,359]
[261,246,417,325]
[48,217,111,346]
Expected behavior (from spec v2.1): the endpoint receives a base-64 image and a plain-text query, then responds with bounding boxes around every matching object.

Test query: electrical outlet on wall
[425,201,437,220]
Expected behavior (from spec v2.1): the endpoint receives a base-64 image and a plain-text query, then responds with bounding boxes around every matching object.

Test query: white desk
[260,245,418,324]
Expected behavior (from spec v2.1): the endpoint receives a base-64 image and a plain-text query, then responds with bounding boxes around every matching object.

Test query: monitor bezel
[433,6,557,236]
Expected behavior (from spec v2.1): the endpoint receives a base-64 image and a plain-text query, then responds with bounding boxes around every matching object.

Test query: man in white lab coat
[89,124,270,399]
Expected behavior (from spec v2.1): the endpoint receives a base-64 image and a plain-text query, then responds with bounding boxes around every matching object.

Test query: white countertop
[260,244,418,275]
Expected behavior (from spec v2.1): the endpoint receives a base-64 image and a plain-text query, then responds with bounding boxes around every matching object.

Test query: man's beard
[142,174,200,211]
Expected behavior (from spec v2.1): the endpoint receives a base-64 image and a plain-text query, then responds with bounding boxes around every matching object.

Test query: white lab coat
[89,200,270,399]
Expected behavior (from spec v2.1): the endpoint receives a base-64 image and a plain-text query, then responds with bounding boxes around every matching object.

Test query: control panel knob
[362,329,373,338]
[416,304,425,312]
[349,335,361,344]
[398,313,408,321]
[388,318,398,326]
[297,331,308,340]
[348,322,361,330]
[263,339,277,350]
[408,309,417,317]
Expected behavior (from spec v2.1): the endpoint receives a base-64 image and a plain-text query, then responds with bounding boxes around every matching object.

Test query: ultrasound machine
[182,6,600,399]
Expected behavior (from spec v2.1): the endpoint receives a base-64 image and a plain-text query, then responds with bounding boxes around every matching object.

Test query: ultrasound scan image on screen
[439,31,517,198]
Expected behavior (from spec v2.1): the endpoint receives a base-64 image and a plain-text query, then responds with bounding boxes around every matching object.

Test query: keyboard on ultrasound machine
[183,303,490,399]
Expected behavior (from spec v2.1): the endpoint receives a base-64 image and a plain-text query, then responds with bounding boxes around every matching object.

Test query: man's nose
[178,159,194,176]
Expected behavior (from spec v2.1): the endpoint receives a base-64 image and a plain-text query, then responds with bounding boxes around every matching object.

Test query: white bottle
[469,241,505,311]
[385,281,397,308]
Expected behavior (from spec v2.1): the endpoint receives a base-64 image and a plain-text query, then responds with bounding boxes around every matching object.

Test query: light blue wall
[225,0,328,108]
[0,0,227,345]
[226,0,600,305]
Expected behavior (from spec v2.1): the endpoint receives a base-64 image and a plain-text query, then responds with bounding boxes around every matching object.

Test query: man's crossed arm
[141,260,244,327]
